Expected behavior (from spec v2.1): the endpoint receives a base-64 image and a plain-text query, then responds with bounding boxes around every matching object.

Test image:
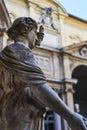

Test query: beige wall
[63,17,87,46]
[5,0,29,22]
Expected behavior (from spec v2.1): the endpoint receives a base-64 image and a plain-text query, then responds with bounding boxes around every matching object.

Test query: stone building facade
[0,0,87,130]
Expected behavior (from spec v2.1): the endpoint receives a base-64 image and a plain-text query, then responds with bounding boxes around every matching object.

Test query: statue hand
[67,112,87,130]
[35,32,44,46]
[37,32,44,41]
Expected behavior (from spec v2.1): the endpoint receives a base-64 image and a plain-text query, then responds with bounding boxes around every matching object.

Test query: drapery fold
[0,42,46,87]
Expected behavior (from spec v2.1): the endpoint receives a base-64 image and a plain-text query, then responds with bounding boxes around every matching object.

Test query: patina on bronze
[0,17,87,130]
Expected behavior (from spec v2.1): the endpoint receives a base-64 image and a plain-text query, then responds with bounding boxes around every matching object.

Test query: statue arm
[29,83,87,130]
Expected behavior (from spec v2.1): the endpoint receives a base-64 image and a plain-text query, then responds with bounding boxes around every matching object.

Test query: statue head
[7,17,38,40]
[45,7,53,17]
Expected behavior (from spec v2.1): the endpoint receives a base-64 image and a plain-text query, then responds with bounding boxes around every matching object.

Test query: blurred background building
[0,0,87,130]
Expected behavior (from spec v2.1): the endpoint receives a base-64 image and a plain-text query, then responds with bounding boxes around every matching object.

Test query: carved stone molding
[35,55,53,77]
[65,88,75,94]
[79,44,87,57]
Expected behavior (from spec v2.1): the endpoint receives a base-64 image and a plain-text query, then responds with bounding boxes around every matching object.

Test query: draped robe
[0,42,46,89]
[0,42,46,130]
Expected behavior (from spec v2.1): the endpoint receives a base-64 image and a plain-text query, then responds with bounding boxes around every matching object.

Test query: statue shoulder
[2,42,31,54]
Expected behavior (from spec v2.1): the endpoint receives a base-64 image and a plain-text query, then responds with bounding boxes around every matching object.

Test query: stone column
[58,15,66,46]
[27,1,37,19]
[54,113,62,130]
[52,52,60,79]
[65,83,75,111]
[63,55,74,111]
[0,25,7,50]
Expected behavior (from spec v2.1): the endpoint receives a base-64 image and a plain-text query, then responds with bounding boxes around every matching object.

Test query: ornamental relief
[79,44,87,58]
[34,55,53,77]
[38,7,58,31]
[69,35,81,42]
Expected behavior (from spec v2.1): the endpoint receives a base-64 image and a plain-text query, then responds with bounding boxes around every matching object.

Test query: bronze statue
[0,17,87,130]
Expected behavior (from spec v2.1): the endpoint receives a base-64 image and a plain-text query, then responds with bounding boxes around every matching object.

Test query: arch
[72,65,87,79]
[72,65,87,118]
[71,63,87,77]
[0,0,11,28]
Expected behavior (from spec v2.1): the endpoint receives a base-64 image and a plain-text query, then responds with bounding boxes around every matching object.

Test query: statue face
[46,10,52,17]
[27,27,37,49]
[46,8,53,17]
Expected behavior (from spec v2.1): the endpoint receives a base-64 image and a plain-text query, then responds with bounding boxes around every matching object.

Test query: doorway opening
[72,65,87,118]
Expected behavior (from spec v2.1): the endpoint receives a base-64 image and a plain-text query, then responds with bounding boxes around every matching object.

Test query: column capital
[65,88,75,94]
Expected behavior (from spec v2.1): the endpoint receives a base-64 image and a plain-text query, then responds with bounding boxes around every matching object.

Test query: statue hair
[7,17,37,40]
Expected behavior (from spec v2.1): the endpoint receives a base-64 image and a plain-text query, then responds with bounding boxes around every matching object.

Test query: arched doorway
[72,65,87,118]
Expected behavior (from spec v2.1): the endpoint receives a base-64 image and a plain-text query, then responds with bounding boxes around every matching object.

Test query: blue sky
[57,0,87,20]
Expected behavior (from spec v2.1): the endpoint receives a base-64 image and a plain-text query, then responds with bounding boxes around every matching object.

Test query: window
[44,111,54,130]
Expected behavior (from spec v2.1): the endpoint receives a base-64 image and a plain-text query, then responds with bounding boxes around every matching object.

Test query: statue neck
[14,36,29,48]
